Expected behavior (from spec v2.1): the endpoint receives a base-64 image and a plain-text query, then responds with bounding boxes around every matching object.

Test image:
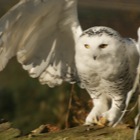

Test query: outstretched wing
[133,27,140,140]
[0,0,82,87]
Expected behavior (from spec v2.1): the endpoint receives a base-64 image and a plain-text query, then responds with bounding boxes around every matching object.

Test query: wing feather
[0,0,82,87]
[124,38,139,78]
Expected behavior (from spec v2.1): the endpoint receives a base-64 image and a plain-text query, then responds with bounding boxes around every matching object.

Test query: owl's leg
[101,95,125,126]
[85,94,110,125]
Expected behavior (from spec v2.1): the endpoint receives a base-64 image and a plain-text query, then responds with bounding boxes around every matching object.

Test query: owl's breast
[76,57,133,99]
[76,61,102,89]
[76,54,132,91]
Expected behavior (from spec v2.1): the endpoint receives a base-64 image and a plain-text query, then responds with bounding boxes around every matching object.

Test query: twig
[65,84,75,129]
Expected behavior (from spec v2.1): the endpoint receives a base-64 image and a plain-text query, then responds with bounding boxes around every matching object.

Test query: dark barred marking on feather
[115,102,125,109]
[81,27,120,38]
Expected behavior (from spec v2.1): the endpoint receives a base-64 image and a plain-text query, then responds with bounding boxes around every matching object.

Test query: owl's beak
[93,55,97,60]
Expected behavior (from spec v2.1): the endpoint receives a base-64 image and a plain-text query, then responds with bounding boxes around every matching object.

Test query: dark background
[0,0,140,134]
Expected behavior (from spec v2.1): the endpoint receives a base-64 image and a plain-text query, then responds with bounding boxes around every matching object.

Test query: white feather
[0,0,82,86]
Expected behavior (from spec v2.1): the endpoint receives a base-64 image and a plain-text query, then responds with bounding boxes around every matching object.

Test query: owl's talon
[84,122,94,126]
[98,116,108,126]
[85,115,100,126]
[85,115,107,127]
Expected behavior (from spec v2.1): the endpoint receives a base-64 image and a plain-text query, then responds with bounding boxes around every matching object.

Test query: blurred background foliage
[0,0,140,134]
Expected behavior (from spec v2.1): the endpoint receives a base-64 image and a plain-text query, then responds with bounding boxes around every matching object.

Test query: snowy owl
[0,0,140,135]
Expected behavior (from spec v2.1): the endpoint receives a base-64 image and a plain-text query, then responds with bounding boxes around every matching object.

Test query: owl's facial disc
[83,43,109,60]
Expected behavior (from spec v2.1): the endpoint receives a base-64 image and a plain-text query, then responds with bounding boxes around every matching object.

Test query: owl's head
[75,26,127,79]
[76,26,126,62]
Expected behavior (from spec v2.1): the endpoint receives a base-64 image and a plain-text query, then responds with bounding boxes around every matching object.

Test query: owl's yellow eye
[84,44,90,49]
[99,44,108,49]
